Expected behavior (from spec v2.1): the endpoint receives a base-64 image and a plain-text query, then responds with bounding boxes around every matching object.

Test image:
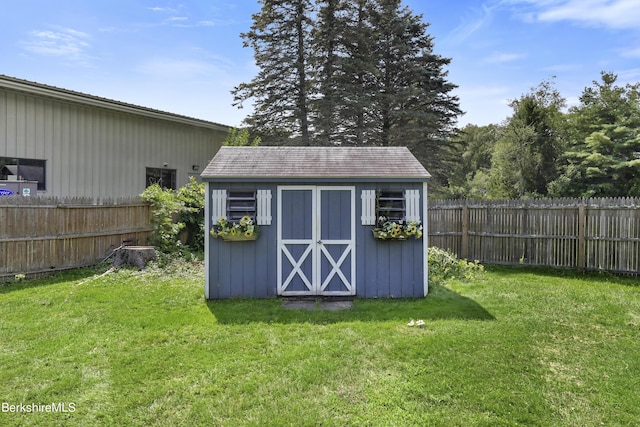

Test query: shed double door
[277,186,355,296]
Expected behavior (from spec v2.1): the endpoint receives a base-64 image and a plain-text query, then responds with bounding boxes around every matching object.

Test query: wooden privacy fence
[429,198,640,274]
[0,197,152,278]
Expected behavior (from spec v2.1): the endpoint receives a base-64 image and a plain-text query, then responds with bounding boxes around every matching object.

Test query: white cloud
[507,0,640,30]
[149,6,177,13]
[166,16,188,23]
[454,84,513,126]
[20,27,93,65]
[619,45,640,58]
[617,68,640,81]
[447,4,497,45]
[485,52,527,63]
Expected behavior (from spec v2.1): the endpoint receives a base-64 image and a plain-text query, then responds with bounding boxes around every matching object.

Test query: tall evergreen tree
[233,0,461,190]
[232,0,314,145]
[313,0,378,146]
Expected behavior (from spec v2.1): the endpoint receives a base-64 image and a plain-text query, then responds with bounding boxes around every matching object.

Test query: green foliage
[140,184,184,253]
[224,127,261,146]
[233,0,314,144]
[210,215,258,239]
[234,0,461,193]
[446,123,500,198]
[141,177,205,253]
[549,72,640,197]
[176,177,206,251]
[428,246,484,284]
[487,78,566,198]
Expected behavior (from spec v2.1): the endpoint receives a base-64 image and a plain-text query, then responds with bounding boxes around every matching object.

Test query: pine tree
[311,0,375,146]
[365,0,461,187]
[232,0,314,145]
[233,0,462,190]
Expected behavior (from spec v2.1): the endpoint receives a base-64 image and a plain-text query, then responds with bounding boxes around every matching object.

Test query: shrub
[141,184,185,253]
[141,178,206,254]
[428,246,484,284]
[177,178,205,252]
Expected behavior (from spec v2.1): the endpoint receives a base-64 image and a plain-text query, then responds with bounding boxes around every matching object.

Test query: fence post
[461,201,469,259]
[577,201,586,270]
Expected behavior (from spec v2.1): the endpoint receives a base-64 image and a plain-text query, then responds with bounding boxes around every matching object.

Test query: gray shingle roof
[201,146,431,180]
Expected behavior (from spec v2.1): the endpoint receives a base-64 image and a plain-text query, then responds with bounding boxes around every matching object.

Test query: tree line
[448,72,640,199]
[231,1,640,199]
[232,0,461,190]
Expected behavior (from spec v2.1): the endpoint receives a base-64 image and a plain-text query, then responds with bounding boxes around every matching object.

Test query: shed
[201,146,431,299]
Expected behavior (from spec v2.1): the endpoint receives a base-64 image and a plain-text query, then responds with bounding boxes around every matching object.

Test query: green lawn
[1,261,638,426]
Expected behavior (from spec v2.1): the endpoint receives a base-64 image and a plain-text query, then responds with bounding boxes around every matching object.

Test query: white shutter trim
[361,190,376,225]
[211,189,227,222]
[256,189,272,225]
[405,189,420,222]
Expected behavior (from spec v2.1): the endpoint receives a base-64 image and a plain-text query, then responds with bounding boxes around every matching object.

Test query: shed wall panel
[206,180,426,299]
[207,183,278,299]
[355,182,425,298]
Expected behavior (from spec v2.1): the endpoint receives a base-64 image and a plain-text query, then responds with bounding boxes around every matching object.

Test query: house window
[376,190,406,224]
[227,191,257,221]
[146,167,176,190]
[0,157,46,191]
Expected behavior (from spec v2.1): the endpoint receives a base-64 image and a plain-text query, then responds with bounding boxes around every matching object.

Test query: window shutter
[256,189,272,225]
[211,189,227,222]
[405,189,420,222]
[361,190,376,225]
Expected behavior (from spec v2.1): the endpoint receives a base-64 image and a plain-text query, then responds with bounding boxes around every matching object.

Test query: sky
[1,0,639,128]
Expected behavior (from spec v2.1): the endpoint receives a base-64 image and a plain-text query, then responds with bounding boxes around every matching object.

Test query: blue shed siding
[206,180,426,299]
[354,182,425,298]
[207,182,279,299]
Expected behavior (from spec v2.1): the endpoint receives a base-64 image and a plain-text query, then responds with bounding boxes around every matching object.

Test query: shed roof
[201,146,431,180]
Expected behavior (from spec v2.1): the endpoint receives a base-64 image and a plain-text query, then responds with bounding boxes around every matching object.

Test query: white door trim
[277,186,316,296]
[277,185,356,296]
[316,186,356,296]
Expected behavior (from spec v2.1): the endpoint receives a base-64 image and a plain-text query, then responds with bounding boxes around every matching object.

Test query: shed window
[369,189,420,226]
[227,191,256,221]
[376,190,405,223]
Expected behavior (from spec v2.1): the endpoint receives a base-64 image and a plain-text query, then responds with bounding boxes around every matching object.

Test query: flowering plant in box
[210,216,258,240]
[373,216,423,240]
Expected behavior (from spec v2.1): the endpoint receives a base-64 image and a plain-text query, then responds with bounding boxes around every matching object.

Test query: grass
[1,261,639,426]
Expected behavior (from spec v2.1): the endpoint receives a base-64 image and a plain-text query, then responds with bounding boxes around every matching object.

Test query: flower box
[373,219,423,240]
[220,232,258,242]
[372,229,410,240]
[210,215,259,241]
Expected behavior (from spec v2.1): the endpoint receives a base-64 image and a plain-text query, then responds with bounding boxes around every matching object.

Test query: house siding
[1,81,228,198]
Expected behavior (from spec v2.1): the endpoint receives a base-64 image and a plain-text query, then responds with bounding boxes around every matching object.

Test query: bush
[140,178,205,254]
[141,184,185,254]
[177,178,205,252]
[428,246,484,284]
